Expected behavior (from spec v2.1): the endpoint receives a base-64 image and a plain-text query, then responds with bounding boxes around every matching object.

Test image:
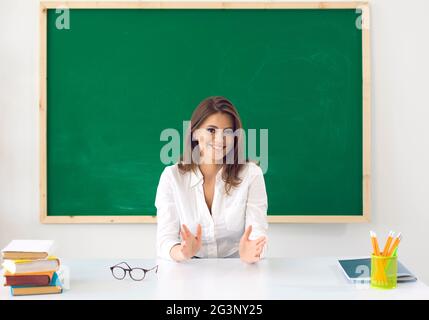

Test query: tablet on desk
[338,258,417,283]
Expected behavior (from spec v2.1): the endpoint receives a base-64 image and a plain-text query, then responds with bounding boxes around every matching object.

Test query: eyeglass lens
[111,266,126,280]
[129,268,146,281]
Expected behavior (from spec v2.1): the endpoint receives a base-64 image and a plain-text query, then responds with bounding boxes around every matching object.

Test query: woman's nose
[213,130,224,144]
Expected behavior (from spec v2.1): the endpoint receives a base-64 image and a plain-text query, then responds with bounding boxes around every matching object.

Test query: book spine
[5,275,51,287]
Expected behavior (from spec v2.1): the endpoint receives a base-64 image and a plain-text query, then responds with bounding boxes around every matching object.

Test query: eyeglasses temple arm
[112,261,132,270]
[147,265,159,273]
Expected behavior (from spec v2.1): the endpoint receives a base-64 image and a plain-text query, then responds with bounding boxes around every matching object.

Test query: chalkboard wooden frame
[39,1,371,224]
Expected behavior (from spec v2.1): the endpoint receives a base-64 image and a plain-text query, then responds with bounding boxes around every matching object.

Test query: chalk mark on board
[246,44,271,93]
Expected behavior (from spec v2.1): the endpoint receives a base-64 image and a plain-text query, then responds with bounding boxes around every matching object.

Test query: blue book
[10,272,63,296]
[338,258,417,283]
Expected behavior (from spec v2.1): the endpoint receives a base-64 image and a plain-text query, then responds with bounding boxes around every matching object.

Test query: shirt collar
[190,165,223,188]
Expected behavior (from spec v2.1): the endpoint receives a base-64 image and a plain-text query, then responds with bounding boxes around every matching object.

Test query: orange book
[11,285,62,296]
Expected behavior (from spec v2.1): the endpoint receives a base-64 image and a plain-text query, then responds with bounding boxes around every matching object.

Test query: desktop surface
[1,257,428,300]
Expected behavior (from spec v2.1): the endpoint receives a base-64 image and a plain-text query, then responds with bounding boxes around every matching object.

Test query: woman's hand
[180,224,202,259]
[239,225,267,264]
[171,224,202,262]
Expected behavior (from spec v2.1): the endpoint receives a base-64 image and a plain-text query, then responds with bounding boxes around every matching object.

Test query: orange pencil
[382,231,395,256]
[370,230,387,282]
[387,232,402,257]
[370,231,381,256]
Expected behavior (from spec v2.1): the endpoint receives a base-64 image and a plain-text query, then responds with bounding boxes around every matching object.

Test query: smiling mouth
[208,144,225,151]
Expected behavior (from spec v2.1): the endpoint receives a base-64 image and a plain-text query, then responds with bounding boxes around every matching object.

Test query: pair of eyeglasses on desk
[110,262,158,281]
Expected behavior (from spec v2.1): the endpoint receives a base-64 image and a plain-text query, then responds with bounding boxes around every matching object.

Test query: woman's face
[193,112,235,164]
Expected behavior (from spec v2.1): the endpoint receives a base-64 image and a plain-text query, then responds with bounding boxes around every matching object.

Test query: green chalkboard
[43,6,370,222]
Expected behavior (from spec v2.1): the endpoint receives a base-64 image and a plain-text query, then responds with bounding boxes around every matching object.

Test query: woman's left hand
[239,225,267,264]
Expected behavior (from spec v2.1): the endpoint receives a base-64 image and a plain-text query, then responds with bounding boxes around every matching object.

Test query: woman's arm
[155,167,182,261]
[240,164,269,262]
[155,167,203,262]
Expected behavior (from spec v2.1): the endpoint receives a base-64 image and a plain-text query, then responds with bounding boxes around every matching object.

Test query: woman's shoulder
[159,161,263,183]
[159,162,191,184]
[240,160,264,180]
[160,163,179,177]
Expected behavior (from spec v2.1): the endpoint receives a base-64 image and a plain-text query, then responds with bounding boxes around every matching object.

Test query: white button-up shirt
[155,162,268,261]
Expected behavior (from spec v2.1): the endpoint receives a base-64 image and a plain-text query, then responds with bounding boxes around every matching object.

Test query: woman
[155,96,268,263]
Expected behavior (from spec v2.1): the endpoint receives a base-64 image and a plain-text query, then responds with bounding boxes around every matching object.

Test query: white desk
[1,257,429,300]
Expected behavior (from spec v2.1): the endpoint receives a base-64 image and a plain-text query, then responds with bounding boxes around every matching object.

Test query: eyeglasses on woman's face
[110,261,158,281]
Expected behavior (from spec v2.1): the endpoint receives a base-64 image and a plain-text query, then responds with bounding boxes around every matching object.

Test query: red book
[4,272,53,287]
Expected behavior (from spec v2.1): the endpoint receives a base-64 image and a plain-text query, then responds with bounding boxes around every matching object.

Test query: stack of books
[1,240,63,296]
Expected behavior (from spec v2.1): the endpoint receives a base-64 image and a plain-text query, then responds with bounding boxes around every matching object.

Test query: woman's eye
[206,128,216,134]
[223,129,234,136]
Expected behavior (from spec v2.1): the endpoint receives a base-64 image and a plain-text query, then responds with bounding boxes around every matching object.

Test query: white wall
[1,0,429,284]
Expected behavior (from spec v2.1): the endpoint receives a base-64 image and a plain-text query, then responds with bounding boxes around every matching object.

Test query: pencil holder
[370,254,397,289]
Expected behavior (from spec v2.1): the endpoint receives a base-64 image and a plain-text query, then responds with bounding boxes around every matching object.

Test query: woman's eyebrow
[206,125,233,130]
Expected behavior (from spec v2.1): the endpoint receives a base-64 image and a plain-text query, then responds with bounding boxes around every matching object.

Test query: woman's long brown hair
[178,96,246,194]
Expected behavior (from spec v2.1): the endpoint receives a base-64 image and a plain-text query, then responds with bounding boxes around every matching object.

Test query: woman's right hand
[174,224,202,261]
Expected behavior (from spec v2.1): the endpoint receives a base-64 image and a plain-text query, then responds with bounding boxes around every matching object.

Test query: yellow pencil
[382,231,395,256]
[370,231,381,256]
[387,232,402,257]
